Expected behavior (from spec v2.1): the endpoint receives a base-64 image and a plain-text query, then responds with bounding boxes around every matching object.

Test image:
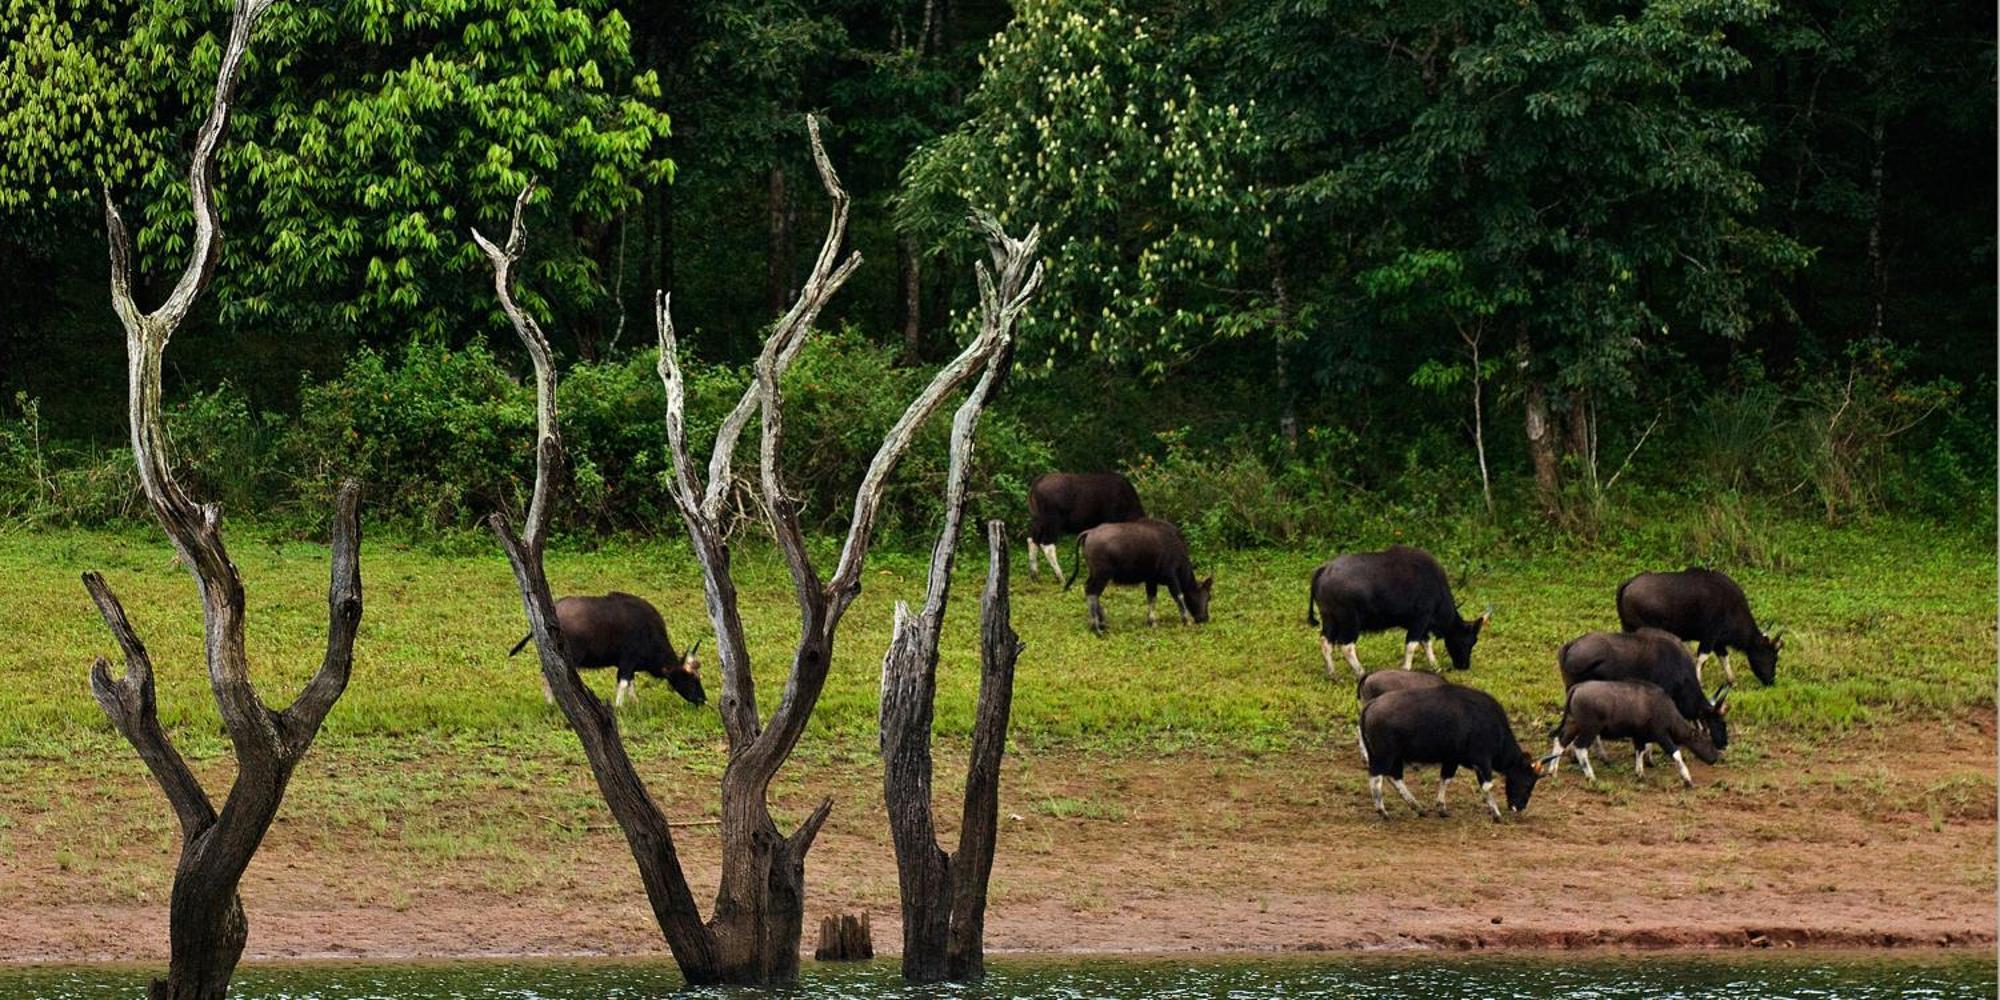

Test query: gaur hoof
[1435,808,1450,819]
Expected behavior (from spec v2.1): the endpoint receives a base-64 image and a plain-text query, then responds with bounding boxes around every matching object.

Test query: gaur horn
[685,638,704,663]
[1710,682,1732,707]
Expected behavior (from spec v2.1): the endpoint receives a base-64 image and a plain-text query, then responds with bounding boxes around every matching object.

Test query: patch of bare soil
[0,716,1991,962]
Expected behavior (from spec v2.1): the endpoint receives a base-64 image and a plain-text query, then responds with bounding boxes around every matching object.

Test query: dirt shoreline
[3,717,1992,966]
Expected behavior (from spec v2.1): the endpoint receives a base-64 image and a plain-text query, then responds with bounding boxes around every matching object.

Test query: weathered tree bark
[1267,245,1299,451]
[879,217,1040,984]
[479,116,1025,986]
[88,6,366,997]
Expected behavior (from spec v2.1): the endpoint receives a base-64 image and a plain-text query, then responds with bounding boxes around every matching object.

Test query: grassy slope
[0,516,1990,762]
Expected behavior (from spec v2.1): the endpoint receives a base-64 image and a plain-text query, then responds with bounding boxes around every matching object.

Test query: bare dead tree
[479,115,1021,985]
[87,4,366,998]
[878,217,1040,984]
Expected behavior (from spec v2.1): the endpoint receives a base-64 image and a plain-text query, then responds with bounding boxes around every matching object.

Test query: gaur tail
[509,632,532,657]
[1063,531,1087,592]
[1547,685,1578,739]
[1306,565,1323,627]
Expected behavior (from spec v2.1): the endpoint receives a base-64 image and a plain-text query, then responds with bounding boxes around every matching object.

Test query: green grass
[0,515,1990,760]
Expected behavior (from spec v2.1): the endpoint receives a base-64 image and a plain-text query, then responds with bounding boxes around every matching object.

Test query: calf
[1548,680,1726,786]
[1352,669,1448,763]
[509,592,704,708]
[1557,628,1727,752]
[1065,519,1211,635]
[1308,545,1488,677]
[1618,568,1781,685]
[1026,472,1146,585]
[1358,686,1543,821]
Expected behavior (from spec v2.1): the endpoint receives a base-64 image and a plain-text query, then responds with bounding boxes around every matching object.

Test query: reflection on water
[2,954,1992,999]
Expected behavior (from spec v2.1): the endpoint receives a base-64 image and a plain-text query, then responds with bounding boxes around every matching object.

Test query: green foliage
[900,0,1261,373]
[0,0,671,344]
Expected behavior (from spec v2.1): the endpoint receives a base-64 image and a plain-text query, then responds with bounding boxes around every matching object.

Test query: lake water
[2,954,1991,999]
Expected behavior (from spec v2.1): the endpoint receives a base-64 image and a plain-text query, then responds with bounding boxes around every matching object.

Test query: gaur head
[651,639,706,706]
[1746,630,1782,686]
[1506,757,1546,815]
[1442,606,1491,671]
[1700,682,1731,751]
[1186,575,1214,624]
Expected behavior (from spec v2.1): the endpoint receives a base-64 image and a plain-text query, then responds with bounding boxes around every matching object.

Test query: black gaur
[1358,686,1544,821]
[1548,679,1727,787]
[1307,545,1488,677]
[1352,669,1448,763]
[1025,472,1146,586]
[1618,568,1782,686]
[509,592,704,708]
[1557,628,1728,752]
[1066,519,1212,635]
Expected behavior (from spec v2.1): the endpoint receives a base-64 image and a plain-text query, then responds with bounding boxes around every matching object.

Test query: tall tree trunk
[767,166,793,318]
[1865,104,1888,340]
[881,221,1036,982]
[89,6,364,997]
[479,120,1038,986]
[1267,245,1298,450]
[899,233,923,362]
[1463,323,1493,516]
[1518,327,1561,517]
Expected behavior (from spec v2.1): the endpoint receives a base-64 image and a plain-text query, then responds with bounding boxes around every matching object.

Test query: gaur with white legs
[1358,686,1544,821]
[1547,679,1727,786]
[1557,627,1728,754]
[1025,472,1146,586]
[1066,519,1212,635]
[1617,568,1782,686]
[1352,669,1448,763]
[1307,545,1488,678]
[509,592,705,708]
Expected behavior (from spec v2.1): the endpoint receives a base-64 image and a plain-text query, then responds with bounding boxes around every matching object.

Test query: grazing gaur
[1352,669,1448,763]
[1358,686,1544,821]
[1026,472,1146,585]
[1557,628,1727,752]
[1547,680,1727,786]
[1307,545,1489,677]
[509,592,705,708]
[1065,519,1211,635]
[1618,568,1782,686]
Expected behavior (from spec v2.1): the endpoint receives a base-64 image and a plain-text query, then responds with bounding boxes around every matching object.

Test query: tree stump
[815,912,874,961]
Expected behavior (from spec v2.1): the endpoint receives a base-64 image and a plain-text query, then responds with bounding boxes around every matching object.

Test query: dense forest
[2,0,1992,547]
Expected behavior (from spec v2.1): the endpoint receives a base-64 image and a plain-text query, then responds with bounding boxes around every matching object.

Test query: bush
[0,393,139,527]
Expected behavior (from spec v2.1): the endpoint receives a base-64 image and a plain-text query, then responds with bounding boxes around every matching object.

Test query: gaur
[1557,628,1727,752]
[1307,545,1489,677]
[1547,679,1727,787]
[1358,685,1544,821]
[1617,568,1782,686]
[1352,669,1448,763]
[509,592,705,708]
[1026,472,1146,585]
[1065,519,1212,635]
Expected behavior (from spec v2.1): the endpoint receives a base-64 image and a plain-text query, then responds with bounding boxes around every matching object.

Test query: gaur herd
[518,471,1783,823]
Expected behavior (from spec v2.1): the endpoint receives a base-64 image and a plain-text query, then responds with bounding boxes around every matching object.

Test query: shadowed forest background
[1,0,1992,551]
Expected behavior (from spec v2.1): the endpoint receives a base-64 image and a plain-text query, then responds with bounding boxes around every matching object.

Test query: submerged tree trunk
[87,8,364,998]
[479,118,1035,986]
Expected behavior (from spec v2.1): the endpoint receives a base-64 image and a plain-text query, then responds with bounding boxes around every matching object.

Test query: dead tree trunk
[879,216,1040,984]
[88,4,366,998]
[478,116,1026,986]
